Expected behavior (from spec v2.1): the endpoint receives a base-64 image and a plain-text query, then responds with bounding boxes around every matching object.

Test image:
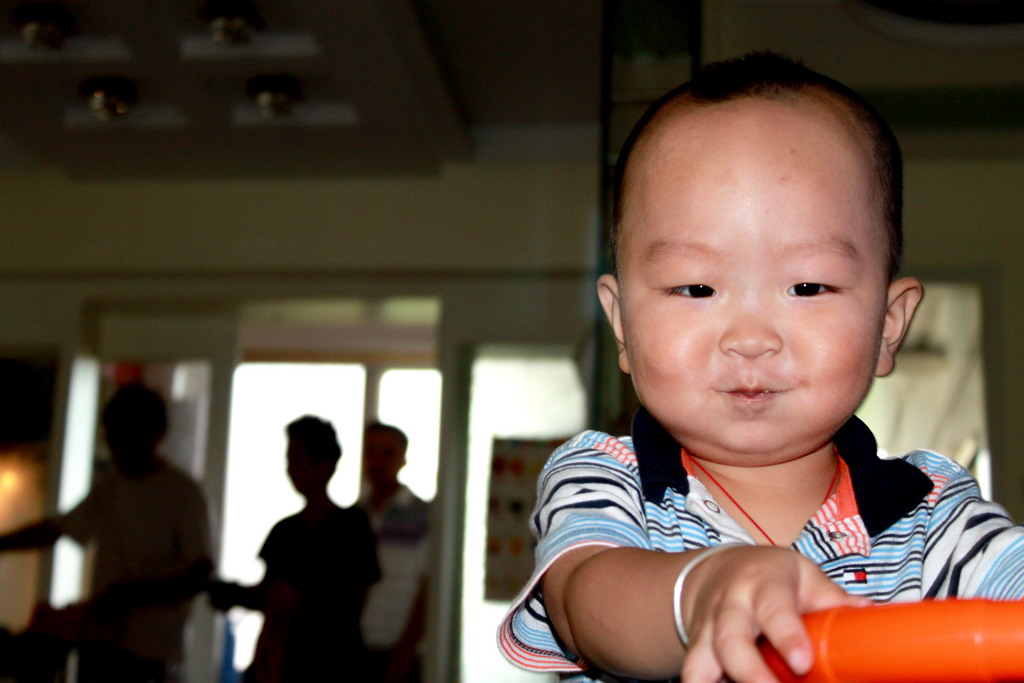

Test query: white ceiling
[0,0,602,178]
[0,0,1021,178]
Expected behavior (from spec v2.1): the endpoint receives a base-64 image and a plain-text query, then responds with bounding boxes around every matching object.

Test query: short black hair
[365,421,408,452]
[611,51,903,281]
[286,415,342,465]
[102,383,167,440]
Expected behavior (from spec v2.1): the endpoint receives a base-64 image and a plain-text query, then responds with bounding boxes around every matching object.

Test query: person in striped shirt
[498,52,1024,683]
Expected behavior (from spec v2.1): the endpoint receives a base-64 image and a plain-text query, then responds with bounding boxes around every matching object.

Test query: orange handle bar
[758,599,1024,682]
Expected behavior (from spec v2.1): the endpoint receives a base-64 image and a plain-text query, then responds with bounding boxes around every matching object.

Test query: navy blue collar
[631,406,932,538]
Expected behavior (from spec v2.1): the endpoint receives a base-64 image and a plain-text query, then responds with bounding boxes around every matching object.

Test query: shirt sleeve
[496,431,650,674]
[907,450,1024,598]
[258,519,287,582]
[53,476,107,545]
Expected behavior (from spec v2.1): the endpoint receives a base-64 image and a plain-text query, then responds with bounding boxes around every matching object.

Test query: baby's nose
[720,311,783,358]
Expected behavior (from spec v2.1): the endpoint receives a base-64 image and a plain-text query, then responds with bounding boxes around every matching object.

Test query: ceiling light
[10,1,76,49]
[200,0,265,45]
[246,74,303,118]
[78,77,138,121]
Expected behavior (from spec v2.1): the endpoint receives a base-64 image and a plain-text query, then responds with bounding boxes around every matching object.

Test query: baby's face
[600,96,917,467]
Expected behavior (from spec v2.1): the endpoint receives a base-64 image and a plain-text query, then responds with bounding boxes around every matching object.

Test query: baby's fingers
[759,563,871,679]
[798,560,871,612]
[752,595,814,679]
[679,631,726,683]
[681,600,786,683]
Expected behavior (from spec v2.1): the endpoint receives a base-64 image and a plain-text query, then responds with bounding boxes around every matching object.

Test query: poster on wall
[485,437,567,602]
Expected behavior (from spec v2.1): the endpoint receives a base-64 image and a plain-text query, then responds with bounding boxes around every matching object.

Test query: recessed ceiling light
[78,76,138,121]
[246,74,303,118]
[10,1,76,49]
[200,0,265,45]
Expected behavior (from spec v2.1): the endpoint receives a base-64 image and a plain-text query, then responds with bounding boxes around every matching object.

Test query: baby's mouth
[726,387,782,401]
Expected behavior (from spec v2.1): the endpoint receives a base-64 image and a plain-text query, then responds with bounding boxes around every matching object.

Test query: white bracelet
[672,544,741,647]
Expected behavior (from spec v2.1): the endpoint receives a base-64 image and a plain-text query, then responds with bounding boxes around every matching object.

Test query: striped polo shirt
[497,407,1024,682]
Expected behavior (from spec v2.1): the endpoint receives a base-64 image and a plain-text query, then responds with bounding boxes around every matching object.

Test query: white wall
[0,161,598,273]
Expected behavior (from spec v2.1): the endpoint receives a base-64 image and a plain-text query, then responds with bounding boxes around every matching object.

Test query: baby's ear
[875,277,924,377]
[597,274,631,374]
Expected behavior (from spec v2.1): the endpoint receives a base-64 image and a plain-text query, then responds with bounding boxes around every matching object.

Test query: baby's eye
[671,284,716,298]
[788,283,831,296]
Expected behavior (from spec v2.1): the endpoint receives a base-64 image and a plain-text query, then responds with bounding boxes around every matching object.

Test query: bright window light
[377,368,441,501]
[221,362,366,671]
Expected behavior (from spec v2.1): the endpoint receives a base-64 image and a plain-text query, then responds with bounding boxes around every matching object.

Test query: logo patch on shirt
[844,568,868,584]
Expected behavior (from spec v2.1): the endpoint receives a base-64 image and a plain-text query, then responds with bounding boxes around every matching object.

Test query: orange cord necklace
[687,454,841,547]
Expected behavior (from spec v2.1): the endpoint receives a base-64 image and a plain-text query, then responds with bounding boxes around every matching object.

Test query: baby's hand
[679,546,868,683]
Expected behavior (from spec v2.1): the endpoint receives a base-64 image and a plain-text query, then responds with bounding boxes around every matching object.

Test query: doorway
[219,297,442,675]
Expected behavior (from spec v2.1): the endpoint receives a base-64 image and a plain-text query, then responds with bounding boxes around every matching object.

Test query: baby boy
[498,52,1024,683]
